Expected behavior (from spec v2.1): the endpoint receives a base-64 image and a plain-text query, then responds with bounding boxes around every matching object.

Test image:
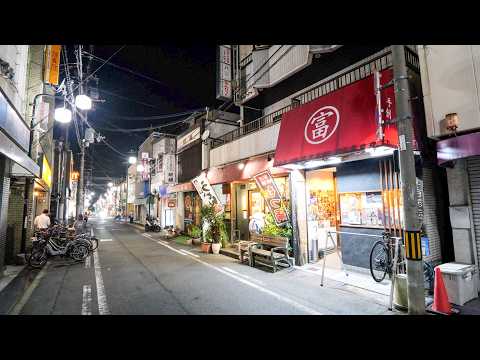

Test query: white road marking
[179,249,200,258]
[93,250,111,315]
[100,239,113,242]
[154,242,322,315]
[85,255,91,269]
[222,266,265,285]
[9,262,50,315]
[110,228,121,230]
[142,233,152,238]
[82,285,92,315]
[96,228,105,230]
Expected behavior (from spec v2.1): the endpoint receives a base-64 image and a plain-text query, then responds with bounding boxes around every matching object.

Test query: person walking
[34,209,51,230]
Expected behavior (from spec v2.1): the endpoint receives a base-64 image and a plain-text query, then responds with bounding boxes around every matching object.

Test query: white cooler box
[436,262,479,306]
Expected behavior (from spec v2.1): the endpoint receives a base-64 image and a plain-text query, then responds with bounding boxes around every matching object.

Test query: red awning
[274,69,399,167]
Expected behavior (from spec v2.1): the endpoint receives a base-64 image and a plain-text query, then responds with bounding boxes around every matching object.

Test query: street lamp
[75,94,92,110]
[54,106,72,123]
[108,182,113,187]
[128,156,137,164]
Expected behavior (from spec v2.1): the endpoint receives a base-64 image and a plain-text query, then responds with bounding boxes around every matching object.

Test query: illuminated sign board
[41,156,52,189]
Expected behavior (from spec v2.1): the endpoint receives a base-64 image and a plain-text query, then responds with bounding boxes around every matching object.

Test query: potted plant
[189,225,202,246]
[201,204,228,254]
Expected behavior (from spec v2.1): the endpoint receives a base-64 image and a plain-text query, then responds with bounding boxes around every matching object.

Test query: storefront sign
[177,127,201,152]
[216,45,232,101]
[167,198,177,208]
[192,172,224,214]
[44,45,62,86]
[41,156,52,189]
[253,170,289,225]
[164,154,176,184]
[274,69,398,167]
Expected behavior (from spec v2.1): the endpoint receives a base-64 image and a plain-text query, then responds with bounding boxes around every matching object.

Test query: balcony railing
[210,105,291,149]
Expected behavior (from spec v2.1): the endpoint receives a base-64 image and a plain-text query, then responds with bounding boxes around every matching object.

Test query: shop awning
[274,69,399,167]
[0,130,40,178]
[167,182,194,194]
[437,132,480,166]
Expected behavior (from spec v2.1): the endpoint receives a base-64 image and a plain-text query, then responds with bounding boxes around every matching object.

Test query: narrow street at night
[2,42,480,318]
[16,217,391,315]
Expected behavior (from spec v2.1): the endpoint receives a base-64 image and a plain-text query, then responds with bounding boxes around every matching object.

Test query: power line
[82,51,167,87]
[94,105,203,121]
[244,45,285,85]
[70,45,125,94]
[97,87,166,110]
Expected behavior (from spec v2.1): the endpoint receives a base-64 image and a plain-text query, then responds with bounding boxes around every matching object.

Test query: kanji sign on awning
[274,69,398,167]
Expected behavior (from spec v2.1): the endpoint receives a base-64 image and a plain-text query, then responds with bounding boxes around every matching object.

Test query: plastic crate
[436,262,479,306]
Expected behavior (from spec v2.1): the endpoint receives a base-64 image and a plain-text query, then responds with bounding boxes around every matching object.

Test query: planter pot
[193,237,202,246]
[201,242,212,253]
[211,243,221,254]
[186,238,193,246]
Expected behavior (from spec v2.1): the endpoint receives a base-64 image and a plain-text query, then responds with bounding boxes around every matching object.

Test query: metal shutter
[467,156,480,269]
[422,167,442,263]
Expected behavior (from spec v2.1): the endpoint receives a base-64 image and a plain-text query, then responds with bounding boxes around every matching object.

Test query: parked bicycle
[369,231,435,293]
[27,224,98,268]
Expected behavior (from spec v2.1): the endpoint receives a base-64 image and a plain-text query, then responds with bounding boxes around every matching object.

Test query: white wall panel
[419,45,480,137]
[210,122,281,167]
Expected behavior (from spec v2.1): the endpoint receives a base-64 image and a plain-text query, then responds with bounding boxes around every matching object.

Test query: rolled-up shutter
[467,156,480,269]
[422,167,442,263]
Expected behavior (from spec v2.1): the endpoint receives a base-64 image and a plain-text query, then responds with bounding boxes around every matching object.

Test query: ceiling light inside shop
[282,163,304,170]
[365,146,395,157]
[238,162,245,170]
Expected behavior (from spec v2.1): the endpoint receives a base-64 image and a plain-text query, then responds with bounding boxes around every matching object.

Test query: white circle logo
[304,106,340,145]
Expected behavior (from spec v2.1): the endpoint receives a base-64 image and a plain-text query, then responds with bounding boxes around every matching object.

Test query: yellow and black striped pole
[404,230,422,261]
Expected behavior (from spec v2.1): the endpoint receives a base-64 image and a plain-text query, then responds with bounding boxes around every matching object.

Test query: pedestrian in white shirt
[34,209,51,230]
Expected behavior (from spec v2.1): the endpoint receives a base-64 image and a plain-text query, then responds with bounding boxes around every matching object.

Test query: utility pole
[392,45,425,315]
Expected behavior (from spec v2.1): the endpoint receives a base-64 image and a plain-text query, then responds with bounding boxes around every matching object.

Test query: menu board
[339,191,384,227]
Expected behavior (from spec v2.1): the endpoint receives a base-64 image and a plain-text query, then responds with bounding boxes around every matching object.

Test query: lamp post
[21,93,72,254]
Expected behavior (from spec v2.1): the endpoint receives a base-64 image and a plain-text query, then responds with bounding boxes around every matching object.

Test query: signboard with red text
[253,170,289,226]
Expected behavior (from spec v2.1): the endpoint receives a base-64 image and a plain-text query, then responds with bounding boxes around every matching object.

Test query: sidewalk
[0,265,40,315]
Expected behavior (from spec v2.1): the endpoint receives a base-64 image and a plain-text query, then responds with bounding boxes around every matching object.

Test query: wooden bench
[238,239,256,264]
[249,234,292,272]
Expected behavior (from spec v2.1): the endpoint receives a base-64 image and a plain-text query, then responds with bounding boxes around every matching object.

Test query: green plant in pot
[189,225,202,246]
[262,212,294,259]
[200,204,228,254]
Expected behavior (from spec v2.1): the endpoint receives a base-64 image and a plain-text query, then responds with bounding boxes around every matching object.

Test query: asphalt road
[17,217,392,315]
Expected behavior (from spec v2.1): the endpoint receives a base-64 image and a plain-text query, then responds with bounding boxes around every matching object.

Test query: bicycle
[369,231,435,293]
[27,234,91,269]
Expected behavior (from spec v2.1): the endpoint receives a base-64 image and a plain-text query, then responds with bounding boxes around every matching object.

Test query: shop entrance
[306,168,339,263]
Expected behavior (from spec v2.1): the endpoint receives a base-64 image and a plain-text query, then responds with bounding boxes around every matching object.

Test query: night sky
[57,44,225,195]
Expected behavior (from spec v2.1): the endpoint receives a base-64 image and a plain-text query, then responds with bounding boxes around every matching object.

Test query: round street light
[75,94,92,110]
[128,156,137,164]
[108,182,113,187]
[54,107,72,123]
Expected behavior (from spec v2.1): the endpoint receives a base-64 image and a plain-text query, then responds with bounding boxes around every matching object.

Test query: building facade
[1,45,55,274]
[207,45,447,271]
[418,45,480,283]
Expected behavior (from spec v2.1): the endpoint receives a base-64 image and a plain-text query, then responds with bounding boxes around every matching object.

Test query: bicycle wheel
[370,241,389,283]
[424,261,435,292]
[28,248,47,269]
[70,244,89,261]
